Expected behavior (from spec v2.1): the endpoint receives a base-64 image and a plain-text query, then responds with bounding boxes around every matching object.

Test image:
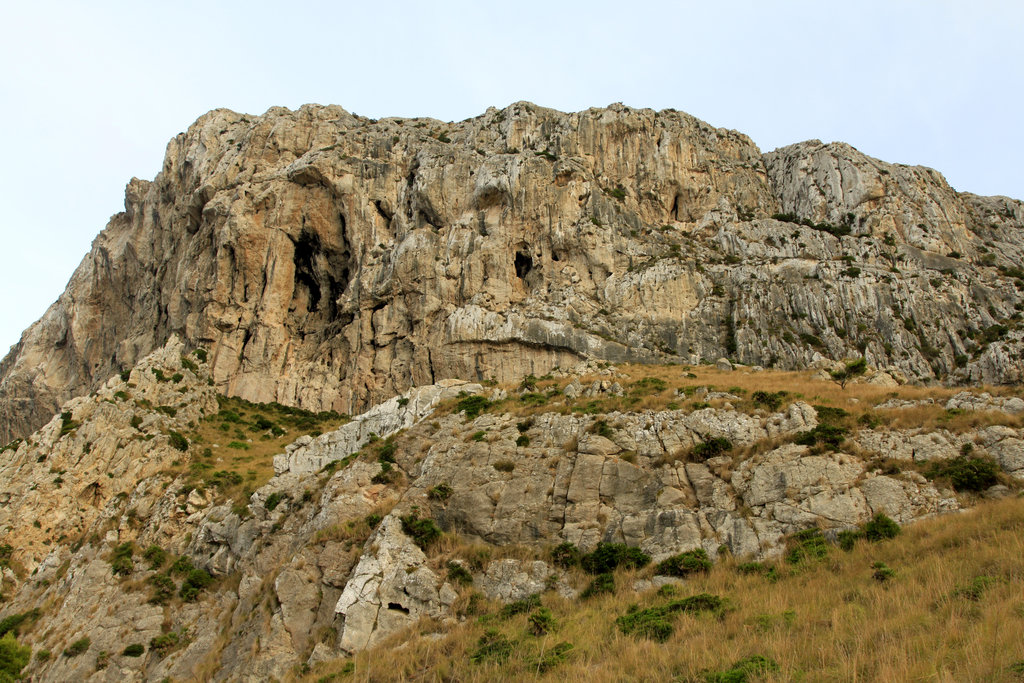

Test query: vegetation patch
[469,628,514,663]
[109,542,135,576]
[702,654,780,682]
[785,529,829,565]
[656,549,712,577]
[925,455,1000,492]
[400,513,442,549]
[179,568,213,602]
[615,594,726,641]
[691,437,732,461]
[579,543,650,574]
[456,394,492,419]
[427,483,453,501]
[63,636,91,657]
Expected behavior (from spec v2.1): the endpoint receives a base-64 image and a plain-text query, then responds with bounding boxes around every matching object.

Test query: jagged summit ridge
[1,101,1022,443]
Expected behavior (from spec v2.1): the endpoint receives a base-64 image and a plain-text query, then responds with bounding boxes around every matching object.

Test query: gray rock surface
[3,104,1024,445]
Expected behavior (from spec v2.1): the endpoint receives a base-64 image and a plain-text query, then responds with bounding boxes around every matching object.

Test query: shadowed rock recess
[2,102,1023,443]
[1,103,1023,681]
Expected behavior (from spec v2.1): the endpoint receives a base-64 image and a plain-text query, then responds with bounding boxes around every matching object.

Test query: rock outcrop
[2,338,1022,680]
[2,103,1023,443]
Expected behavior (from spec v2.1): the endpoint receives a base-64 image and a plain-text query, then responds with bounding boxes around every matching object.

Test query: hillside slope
[0,340,1021,681]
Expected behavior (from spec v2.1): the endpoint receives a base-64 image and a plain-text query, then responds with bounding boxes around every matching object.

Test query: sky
[1,0,1022,354]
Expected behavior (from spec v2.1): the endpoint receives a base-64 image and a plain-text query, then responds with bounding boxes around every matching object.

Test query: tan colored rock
[4,103,1023,444]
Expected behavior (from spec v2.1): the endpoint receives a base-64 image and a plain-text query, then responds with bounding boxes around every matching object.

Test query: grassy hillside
[305,494,1024,682]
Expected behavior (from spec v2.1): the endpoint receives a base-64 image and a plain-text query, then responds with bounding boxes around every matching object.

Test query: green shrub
[736,562,778,580]
[830,357,867,389]
[794,424,848,449]
[470,628,513,663]
[527,607,556,635]
[925,456,1000,492]
[531,641,573,672]
[656,549,712,577]
[872,562,896,582]
[209,470,243,488]
[616,605,673,642]
[169,556,194,575]
[122,643,145,657]
[580,543,651,574]
[591,419,615,437]
[952,575,998,601]
[446,561,473,586]
[837,530,860,552]
[63,636,91,657]
[0,633,30,679]
[148,573,176,605]
[471,430,487,442]
[615,594,725,642]
[427,483,453,501]
[110,542,134,576]
[519,392,548,406]
[493,460,515,472]
[515,435,530,448]
[400,513,442,549]
[551,542,581,569]
[580,573,615,599]
[194,348,208,362]
[149,631,180,653]
[862,513,900,541]
[751,391,786,410]
[58,411,80,437]
[692,437,732,461]
[0,610,39,638]
[264,492,285,511]
[151,368,167,382]
[631,377,667,395]
[142,545,167,570]
[785,529,829,565]
[371,461,397,484]
[456,394,492,419]
[703,654,780,682]
[496,594,541,620]
[167,431,189,452]
[180,568,213,602]
[814,405,850,423]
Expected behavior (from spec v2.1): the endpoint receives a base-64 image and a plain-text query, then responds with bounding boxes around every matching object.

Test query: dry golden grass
[301,496,1024,682]
[173,395,349,503]
[441,363,1024,439]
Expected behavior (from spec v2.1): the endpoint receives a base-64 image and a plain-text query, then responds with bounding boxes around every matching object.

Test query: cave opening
[293,230,323,311]
[514,251,533,279]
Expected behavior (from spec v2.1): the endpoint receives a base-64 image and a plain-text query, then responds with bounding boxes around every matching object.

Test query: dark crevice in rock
[515,252,533,280]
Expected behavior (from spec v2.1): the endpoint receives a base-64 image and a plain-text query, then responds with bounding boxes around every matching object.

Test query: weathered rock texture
[3,338,1023,680]
[3,102,1024,443]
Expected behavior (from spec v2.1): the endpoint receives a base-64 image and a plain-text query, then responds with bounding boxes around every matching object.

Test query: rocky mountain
[2,102,1022,444]
[0,337,1022,681]
[1,102,1023,681]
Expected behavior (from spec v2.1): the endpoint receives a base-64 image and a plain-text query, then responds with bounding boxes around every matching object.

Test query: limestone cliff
[2,102,1022,444]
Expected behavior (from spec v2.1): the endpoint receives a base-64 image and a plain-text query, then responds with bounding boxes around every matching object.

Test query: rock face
[3,335,1023,680]
[3,102,1024,443]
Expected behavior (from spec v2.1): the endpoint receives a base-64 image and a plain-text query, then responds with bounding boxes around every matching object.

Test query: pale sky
[1,0,1021,354]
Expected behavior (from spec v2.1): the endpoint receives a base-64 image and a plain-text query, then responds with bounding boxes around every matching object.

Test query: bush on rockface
[580,543,650,574]
[656,549,712,577]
